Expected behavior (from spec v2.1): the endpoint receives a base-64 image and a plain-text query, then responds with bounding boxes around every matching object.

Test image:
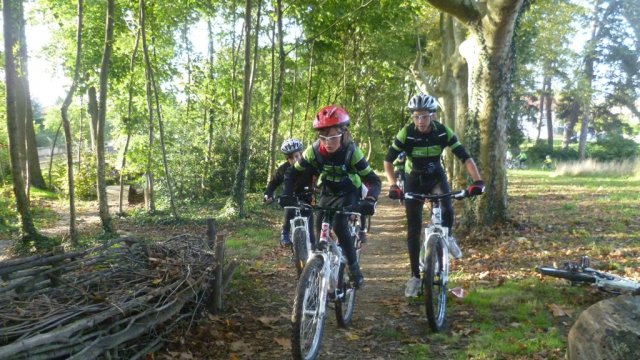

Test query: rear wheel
[292,257,326,360]
[536,265,596,284]
[423,237,447,332]
[292,228,309,277]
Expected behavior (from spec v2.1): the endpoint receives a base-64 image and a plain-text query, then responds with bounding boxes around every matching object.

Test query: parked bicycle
[404,190,469,332]
[289,201,365,360]
[536,256,640,294]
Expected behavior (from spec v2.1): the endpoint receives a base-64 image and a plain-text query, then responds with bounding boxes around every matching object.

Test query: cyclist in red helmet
[280,105,381,288]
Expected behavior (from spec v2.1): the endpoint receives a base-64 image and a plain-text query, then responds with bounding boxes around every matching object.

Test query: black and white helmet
[280,138,303,155]
[407,93,438,112]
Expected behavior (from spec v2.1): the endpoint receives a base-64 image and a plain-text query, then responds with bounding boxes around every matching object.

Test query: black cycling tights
[314,191,359,266]
[405,174,453,278]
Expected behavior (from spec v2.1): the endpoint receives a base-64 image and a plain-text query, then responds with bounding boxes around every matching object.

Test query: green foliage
[587,135,639,161]
[0,187,19,235]
[49,154,119,200]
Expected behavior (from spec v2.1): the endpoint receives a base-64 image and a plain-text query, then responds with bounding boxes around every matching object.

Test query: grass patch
[456,279,568,359]
[554,158,640,177]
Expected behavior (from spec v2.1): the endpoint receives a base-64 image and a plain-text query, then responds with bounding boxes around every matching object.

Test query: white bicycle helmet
[407,93,438,112]
[280,138,304,155]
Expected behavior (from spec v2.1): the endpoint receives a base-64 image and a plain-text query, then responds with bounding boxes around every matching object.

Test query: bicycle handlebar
[404,190,467,201]
[279,195,363,216]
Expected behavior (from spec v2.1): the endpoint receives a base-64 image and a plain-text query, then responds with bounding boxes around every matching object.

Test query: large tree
[3,0,42,242]
[60,0,84,244]
[426,0,526,226]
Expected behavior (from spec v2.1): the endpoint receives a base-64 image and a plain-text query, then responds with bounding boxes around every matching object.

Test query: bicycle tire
[536,266,596,284]
[423,237,447,332]
[292,228,309,277]
[335,261,357,327]
[291,256,326,360]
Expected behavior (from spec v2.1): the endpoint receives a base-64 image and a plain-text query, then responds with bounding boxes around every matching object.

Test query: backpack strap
[404,125,416,156]
[343,142,355,170]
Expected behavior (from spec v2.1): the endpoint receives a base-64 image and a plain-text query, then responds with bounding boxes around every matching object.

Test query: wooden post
[211,233,225,313]
[206,219,216,248]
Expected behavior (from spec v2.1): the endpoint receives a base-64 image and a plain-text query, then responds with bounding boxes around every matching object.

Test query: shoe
[447,236,462,259]
[280,230,291,246]
[405,276,421,298]
[348,263,364,289]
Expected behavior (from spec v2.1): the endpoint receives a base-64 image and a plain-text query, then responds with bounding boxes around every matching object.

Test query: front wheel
[423,237,447,332]
[335,262,357,327]
[292,257,326,360]
[536,265,596,284]
[292,228,309,277]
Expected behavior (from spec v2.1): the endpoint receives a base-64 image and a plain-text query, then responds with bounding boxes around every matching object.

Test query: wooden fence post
[211,233,225,313]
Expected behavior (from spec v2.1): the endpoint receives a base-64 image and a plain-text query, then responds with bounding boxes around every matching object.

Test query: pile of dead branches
[0,235,217,359]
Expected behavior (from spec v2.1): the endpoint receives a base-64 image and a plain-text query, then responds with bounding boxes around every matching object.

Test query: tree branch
[427,0,482,24]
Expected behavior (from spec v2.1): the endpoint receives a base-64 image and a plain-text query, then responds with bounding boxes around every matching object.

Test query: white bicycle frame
[421,206,450,286]
[308,209,361,321]
[590,269,639,292]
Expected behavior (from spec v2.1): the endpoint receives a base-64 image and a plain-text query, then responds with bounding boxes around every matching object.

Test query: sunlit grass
[554,158,640,178]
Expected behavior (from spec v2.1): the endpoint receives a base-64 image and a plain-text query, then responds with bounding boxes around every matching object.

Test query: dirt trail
[172,195,464,359]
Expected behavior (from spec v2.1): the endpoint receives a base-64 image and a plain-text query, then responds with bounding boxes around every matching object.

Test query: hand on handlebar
[277,195,299,208]
[359,196,377,215]
[388,184,403,200]
[263,194,274,205]
[467,180,485,196]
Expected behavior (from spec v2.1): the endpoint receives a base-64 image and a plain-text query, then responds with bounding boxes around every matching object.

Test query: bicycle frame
[311,208,361,315]
[423,206,450,288]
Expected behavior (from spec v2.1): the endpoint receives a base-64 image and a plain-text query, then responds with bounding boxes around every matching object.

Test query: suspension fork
[424,231,449,285]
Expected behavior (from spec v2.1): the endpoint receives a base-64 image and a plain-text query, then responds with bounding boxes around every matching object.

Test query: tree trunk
[47,123,62,188]
[579,0,603,160]
[303,42,315,128]
[16,0,46,190]
[3,0,40,241]
[267,0,285,183]
[536,77,545,142]
[119,29,140,215]
[139,0,155,214]
[202,17,215,192]
[428,0,526,226]
[452,20,469,186]
[545,76,554,150]
[145,15,178,220]
[562,98,579,149]
[232,0,254,218]
[95,0,115,235]
[60,0,84,245]
[567,295,640,360]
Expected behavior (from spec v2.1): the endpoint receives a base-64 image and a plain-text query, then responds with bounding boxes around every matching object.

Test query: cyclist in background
[393,152,406,189]
[264,139,315,246]
[382,93,484,298]
[542,155,553,170]
[280,105,381,288]
[517,151,528,168]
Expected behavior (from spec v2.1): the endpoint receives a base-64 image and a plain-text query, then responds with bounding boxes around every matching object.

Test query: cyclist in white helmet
[264,138,315,246]
[383,93,484,297]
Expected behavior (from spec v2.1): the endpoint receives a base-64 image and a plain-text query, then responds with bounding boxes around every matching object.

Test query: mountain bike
[536,256,640,294]
[404,190,469,332]
[290,202,364,360]
[396,172,405,205]
[285,205,313,277]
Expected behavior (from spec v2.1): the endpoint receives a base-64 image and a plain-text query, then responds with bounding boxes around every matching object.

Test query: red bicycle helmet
[313,105,350,129]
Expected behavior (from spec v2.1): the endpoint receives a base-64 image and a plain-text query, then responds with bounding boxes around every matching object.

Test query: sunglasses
[318,133,343,142]
[412,113,435,121]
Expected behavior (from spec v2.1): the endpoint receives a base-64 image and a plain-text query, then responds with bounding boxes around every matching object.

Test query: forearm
[464,158,482,182]
[383,161,396,185]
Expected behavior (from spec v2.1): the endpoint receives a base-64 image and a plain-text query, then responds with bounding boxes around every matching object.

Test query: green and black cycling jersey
[385,121,470,176]
[284,140,381,199]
